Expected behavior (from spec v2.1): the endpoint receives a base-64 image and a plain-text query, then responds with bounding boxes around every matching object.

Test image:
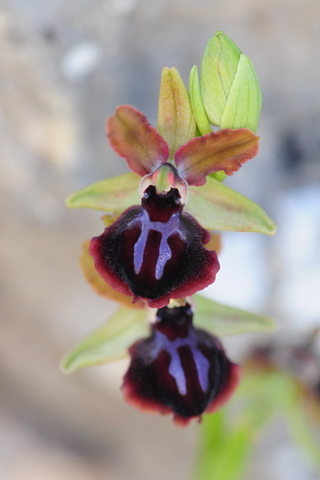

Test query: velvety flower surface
[89,165,219,308]
[122,303,241,425]
[89,105,259,308]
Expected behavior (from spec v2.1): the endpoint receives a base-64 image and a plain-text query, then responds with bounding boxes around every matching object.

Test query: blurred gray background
[1,0,320,478]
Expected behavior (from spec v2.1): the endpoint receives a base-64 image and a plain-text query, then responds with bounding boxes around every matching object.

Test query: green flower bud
[200,31,262,133]
[157,66,196,159]
[189,65,211,136]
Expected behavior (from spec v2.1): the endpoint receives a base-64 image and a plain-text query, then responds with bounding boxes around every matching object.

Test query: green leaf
[194,294,275,336]
[220,54,262,134]
[157,66,196,159]
[66,172,141,212]
[61,307,148,373]
[189,65,212,136]
[285,385,320,469]
[239,369,320,470]
[186,175,277,235]
[200,31,242,126]
[193,410,253,480]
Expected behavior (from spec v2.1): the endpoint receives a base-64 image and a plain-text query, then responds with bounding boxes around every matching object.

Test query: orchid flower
[89,104,259,308]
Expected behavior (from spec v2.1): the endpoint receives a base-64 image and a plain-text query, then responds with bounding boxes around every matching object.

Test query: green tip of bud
[189,65,212,136]
[220,54,262,134]
[200,31,242,126]
[200,31,262,133]
[157,66,196,158]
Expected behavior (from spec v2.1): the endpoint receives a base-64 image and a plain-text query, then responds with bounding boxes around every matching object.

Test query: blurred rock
[60,41,103,82]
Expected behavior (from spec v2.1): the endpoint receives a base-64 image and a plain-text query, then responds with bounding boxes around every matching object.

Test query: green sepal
[220,54,262,134]
[66,172,141,212]
[200,31,241,126]
[194,295,274,336]
[61,307,148,373]
[186,176,276,235]
[157,66,196,159]
[189,65,212,136]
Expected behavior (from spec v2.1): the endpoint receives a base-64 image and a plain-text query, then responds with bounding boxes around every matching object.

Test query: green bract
[66,172,140,213]
[194,295,274,336]
[186,176,276,235]
[61,307,148,373]
[199,31,262,133]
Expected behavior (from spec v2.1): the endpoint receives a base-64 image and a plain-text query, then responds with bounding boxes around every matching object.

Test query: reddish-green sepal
[107,105,169,176]
[175,128,259,186]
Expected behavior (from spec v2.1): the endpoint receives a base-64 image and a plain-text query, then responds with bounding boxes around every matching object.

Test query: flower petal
[89,188,219,309]
[157,66,197,159]
[122,303,240,425]
[66,172,141,212]
[175,128,259,186]
[107,105,169,176]
[80,240,145,309]
[186,176,277,235]
[61,307,148,373]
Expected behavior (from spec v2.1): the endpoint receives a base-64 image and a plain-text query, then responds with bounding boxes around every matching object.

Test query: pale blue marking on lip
[168,351,187,395]
[150,329,211,396]
[129,208,187,280]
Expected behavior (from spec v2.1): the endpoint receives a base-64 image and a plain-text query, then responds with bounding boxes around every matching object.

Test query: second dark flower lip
[89,181,220,308]
[121,303,241,425]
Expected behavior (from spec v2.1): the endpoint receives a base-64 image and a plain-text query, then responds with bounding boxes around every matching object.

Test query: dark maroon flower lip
[89,180,220,308]
[121,303,241,425]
